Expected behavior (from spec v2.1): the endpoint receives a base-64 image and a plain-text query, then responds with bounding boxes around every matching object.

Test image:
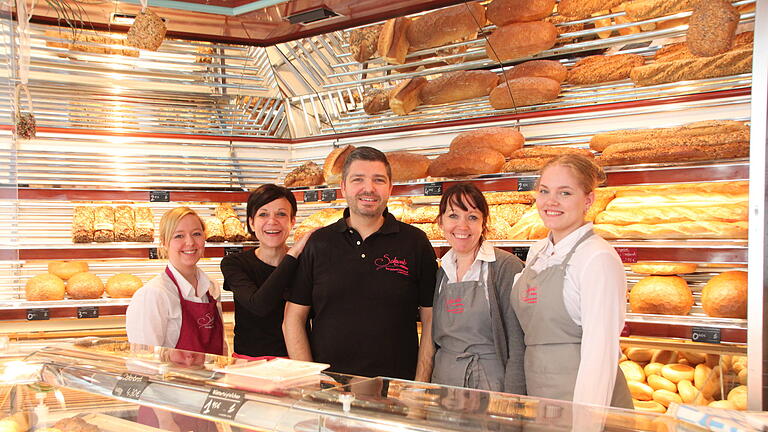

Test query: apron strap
[484,258,508,364]
[165,266,211,302]
[560,228,595,266]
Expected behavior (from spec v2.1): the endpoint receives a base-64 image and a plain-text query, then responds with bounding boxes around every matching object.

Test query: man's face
[341,160,392,218]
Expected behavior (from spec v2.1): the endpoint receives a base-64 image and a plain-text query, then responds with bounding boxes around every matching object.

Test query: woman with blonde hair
[509,154,632,408]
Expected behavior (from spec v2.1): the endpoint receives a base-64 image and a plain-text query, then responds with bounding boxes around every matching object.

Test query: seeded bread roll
[427,147,506,177]
[420,70,499,105]
[486,0,556,25]
[687,0,739,57]
[406,2,485,51]
[567,54,645,85]
[363,88,390,115]
[284,161,324,187]
[450,127,524,157]
[503,59,567,83]
[485,21,557,62]
[48,261,89,280]
[348,25,381,63]
[385,151,431,182]
[489,77,561,109]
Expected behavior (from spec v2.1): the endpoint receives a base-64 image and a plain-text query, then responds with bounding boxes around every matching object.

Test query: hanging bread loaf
[406,2,485,50]
[449,127,524,157]
[687,0,739,57]
[428,148,506,177]
[385,151,431,182]
[590,120,749,152]
[323,145,355,185]
[557,0,623,18]
[93,206,115,243]
[503,60,567,83]
[623,0,693,20]
[485,0,556,25]
[629,48,752,86]
[284,161,324,187]
[489,77,561,109]
[378,17,410,64]
[348,25,381,63]
[485,21,558,62]
[629,276,693,315]
[420,70,499,105]
[72,206,95,243]
[596,204,748,225]
[594,221,748,239]
[390,77,428,115]
[567,54,645,85]
[363,88,391,115]
[134,207,154,242]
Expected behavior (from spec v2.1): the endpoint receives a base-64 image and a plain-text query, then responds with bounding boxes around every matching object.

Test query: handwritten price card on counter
[112,373,150,400]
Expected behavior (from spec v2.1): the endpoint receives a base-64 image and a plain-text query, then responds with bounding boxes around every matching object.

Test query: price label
[424,183,443,196]
[517,177,537,192]
[511,247,529,262]
[321,189,337,202]
[691,327,721,344]
[27,308,49,321]
[615,247,638,263]
[304,190,319,202]
[148,248,159,259]
[224,246,243,256]
[77,306,99,319]
[200,388,246,420]
[149,191,170,202]
[112,373,150,400]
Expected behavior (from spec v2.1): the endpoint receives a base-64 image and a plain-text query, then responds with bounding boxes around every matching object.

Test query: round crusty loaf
[450,127,524,157]
[48,261,89,280]
[385,151,431,182]
[25,274,66,301]
[629,275,693,315]
[106,273,143,298]
[701,270,747,318]
[630,262,698,275]
[284,161,324,188]
[323,145,355,185]
[428,147,506,178]
[66,272,105,300]
[485,21,558,62]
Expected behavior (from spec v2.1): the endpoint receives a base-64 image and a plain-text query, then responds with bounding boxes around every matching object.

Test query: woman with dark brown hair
[430,182,526,393]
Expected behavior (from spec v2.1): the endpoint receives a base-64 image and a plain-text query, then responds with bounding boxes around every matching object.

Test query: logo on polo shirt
[374,254,409,276]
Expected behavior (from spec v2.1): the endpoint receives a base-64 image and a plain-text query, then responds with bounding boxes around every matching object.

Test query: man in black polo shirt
[283,147,437,381]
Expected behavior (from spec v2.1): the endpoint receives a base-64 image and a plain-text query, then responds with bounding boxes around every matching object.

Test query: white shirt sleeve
[126,281,173,347]
[572,249,627,407]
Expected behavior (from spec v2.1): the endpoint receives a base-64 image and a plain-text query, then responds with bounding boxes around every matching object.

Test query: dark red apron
[138,267,224,431]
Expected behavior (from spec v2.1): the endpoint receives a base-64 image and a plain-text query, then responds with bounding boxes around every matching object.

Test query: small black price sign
[112,373,150,400]
[27,308,49,321]
[517,177,537,192]
[149,191,170,202]
[424,183,443,196]
[511,247,529,262]
[321,189,337,202]
[148,248,159,259]
[77,306,99,319]
[200,388,246,420]
[691,327,721,344]
[304,190,319,202]
[224,246,243,256]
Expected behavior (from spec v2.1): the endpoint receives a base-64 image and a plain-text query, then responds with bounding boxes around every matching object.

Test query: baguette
[390,77,427,115]
[594,221,748,239]
[606,192,748,208]
[558,0,623,18]
[601,130,751,156]
[590,120,749,152]
[687,0,739,57]
[450,127,524,157]
[595,204,748,225]
[613,181,748,195]
[420,70,499,105]
[486,0,556,26]
[596,141,748,166]
[489,77,561,109]
[378,17,410,64]
[428,147,506,177]
[504,60,567,83]
[629,48,752,86]
[568,54,645,85]
[624,0,694,20]
[485,21,557,62]
[406,2,485,51]
[510,146,594,158]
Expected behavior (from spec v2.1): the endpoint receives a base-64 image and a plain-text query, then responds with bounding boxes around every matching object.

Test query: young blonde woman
[509,154,632,408]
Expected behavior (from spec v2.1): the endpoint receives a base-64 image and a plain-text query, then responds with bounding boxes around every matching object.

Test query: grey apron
[431,264,505,391]
[511,229,632,409]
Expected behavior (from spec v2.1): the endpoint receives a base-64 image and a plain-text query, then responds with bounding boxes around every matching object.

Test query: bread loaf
[66,272,105,299]
[596,204,748,225]
[385,151,431,182]
[390,77,427,115]
[486,217,517,240]
[486,0,556,25]
[412,223,443,240]
[558,0,623,18]
[631,262,697,275]
[223,218,248,242]
[363,88,390,115]
[72,206,95,243]
[106,273,143,298]
[94,206,115,243]
[508,207,548,239]
[323,145,355,185]
[504,59,567,83]
[586,190,616,222]
[489,77,561,109]
[624,0,693,20]
[378,17,410,64]
[502,147,595,172]
[701,271,747,318]
[203,216,225,242]
[485,21,557,62]
[284,161,324,187]
[484,191,536,205]
[348,25,381,63]
[489,203,530,226]
[630,48,752,86]
[630,275,693,315]
[590,120,749,151]
[607,192,748,208]
[428,148,506,177]
[26,273,66,301]
[594,221,748,239]
[614,180,748,196]
[687,0,739,57]
[545,14,584,42]
[450,127,524,157]
[502,157,551,172]
[407,2,485,51]
[597,141,748,166]
[420,70,499,105]
[601,130,751,157]
[48,261,89,280]
[114,205,135,241]
[568,54,645,85]
[134,207,154,242]
[406,205,439,224]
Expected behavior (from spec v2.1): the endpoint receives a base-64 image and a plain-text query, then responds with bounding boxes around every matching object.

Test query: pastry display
[323,145,355,185]
[66,272,105,299]
[485,0,556,26]
[420,70,499,106]
[449,127,524,157]
[489,203,529,226]
[48,261,89,280]
[385,151,431,182]
[214,203,238,221]
[485,21,558,62]
[629,275,693,315]
[223,217,248,242]
[106,273,143,298]
[489,77,561,109]
[284,161,324,187]
[72,206,95,243]
[25,273,66,301]
[701,270,747,318]
[687,0,739,57]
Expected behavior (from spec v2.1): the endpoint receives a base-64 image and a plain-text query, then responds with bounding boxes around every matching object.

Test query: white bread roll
[48,261,89,280]
[106,273,143,298]
[661,363,695,384]
[66,272,105,299]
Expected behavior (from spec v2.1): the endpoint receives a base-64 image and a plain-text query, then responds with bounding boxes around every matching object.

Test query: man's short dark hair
[246,183,298,236]
[341,146,392,183]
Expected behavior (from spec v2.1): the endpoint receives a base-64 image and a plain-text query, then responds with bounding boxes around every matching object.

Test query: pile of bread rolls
[72,204,154,243]
[203,203,249,243]
[25,261,142,301]
[621,347,747,412]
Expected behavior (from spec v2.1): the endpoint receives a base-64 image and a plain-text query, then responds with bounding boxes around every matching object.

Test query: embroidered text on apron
[511,229,632,408]
[432,263,505,391]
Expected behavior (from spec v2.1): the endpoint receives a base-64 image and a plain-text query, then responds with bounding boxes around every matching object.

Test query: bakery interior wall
[0,0,765,411]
